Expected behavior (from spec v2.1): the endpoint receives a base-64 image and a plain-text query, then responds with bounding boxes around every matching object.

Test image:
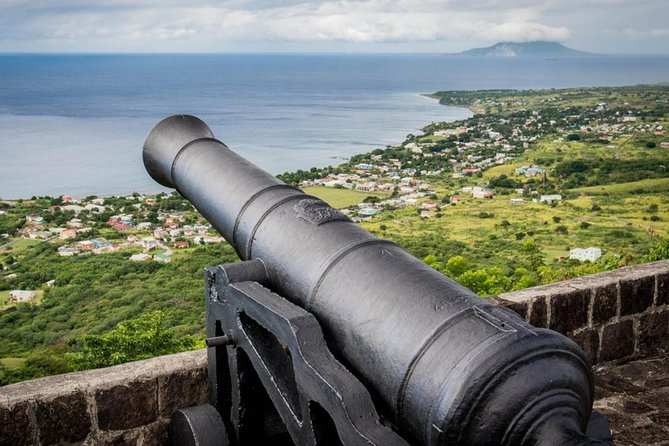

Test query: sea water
[1,53,668,198]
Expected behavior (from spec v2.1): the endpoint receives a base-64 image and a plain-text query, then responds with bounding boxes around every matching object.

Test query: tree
[444,255,469,277]
[645,236,669,261]
[66,311,195,371]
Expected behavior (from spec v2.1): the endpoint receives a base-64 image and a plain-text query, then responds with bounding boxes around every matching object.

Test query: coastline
[420,93,482,114]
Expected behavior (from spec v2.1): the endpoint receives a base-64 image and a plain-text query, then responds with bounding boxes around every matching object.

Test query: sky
[0,0,667,54]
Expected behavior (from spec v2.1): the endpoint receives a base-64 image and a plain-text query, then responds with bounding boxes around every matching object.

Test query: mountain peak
[456,41,599,58]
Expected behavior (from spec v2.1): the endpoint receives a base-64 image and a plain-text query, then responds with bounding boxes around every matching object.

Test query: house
[153,253,172,263]
[357,209,377,217]
[356,182,377,192]
[93,245,119,254]
[59,229,77,240]
[91,238,111,248]
[510,198,524,204]
[472,189,494,199]
[420,210,436,218]
[141,237,160,249]
[136,222,153,231]
[10,290,36,302]
[107,220,132,231]
[449,196,462,203]
[29,231,50,240]
[61,205,86,215]
[26,214,44,224]
[421,201,438,209]
[570,247,602,262]
[46,280,56,287]
[540,194,562,204]
[129,253,151,262]
[76,240,96,250]
[58,246,80,257]
[174,241,189,249]
[127,234,139,243]
[66,219,84,229]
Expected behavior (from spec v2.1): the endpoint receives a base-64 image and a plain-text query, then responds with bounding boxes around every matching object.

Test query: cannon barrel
[144,115,606,445]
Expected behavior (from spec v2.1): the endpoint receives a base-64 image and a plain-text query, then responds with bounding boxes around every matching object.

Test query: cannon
[143,115,613,446]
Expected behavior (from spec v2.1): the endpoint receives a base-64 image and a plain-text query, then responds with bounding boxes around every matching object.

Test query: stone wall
[493,260,669,365]
[0,350,207,445]
[1,260,668,445]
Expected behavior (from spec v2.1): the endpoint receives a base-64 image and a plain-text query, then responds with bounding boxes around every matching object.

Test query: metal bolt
[206,334,232,347]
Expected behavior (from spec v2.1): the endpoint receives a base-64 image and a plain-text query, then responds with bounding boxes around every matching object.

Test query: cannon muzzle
[144,115,610,445]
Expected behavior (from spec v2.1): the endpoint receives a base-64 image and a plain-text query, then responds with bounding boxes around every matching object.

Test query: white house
[540,194,562,203]
[129,253,151,262]
[10,290,36,302]
[570,247,602,262]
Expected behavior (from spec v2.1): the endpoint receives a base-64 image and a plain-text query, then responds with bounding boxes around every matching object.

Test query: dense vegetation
[0,240,238,385]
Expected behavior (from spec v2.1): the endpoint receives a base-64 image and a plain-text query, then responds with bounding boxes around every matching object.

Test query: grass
[301,186,390,209]
[358,189,663,270]
[0,238,40,252]
[0,357,26,370]
[570,178,669,195]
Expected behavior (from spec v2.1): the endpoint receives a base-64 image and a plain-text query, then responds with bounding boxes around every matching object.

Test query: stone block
[599,320,635,362]
[657,272,669,306]
[549,289,589,334]
[159,367,208,417]
[620,275,654,316]
[528,296,547,327]
[492,297,528,320]
[35,391,91,445]
[140,420,170,446]
[569,328,599,365]
[638,310,669,350]
[0,402,33,446]
[592,283,618,324]
[96,380,158,431]
[105,430,141,446]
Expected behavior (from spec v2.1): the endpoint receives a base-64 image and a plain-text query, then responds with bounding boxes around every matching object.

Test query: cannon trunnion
[144,115,613,446]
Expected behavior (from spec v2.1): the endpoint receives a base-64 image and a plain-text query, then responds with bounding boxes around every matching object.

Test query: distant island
[454,41,601,58]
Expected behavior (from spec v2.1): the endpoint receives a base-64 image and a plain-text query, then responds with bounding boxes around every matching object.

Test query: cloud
[0,0,667,53]
[476,21,570,42]
[0,0,564,45]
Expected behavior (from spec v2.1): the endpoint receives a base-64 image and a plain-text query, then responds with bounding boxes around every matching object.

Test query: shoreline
[420,93,482,114]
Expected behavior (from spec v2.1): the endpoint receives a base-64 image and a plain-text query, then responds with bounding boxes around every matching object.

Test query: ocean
[1,53,668,199]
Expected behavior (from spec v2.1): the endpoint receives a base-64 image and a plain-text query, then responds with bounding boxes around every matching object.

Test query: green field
[0,238,40,252]
[571,178,669,195]
[301,186,389,208]
[0,357,25,370]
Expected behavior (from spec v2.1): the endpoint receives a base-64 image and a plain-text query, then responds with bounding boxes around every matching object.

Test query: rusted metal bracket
[204,260,409,446]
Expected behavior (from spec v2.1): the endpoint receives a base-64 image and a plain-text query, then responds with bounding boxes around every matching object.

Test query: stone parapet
[493,260,669,365]
[0,349,207,445]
